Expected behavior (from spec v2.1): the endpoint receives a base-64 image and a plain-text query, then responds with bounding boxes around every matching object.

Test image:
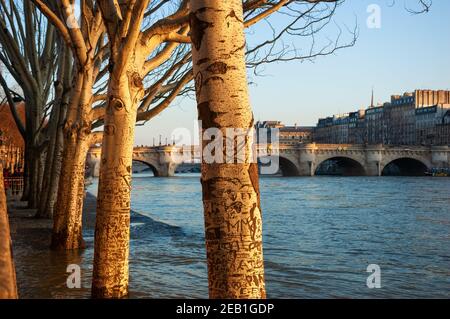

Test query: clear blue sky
[134,0,450,146]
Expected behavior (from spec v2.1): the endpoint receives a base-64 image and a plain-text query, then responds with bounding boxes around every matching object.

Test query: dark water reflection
[13,175,450,298]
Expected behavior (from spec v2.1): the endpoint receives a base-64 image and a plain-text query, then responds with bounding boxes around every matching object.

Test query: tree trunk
[21,153,30,202]
[92,69,143,299]
[36,103,60,218]
[25,96,45,209]
[37,48,71,219]
[36,148,46,200]
[0,164,18,299]
[51,72,92,250]
[50,132,89,250]
[28,147,41,208]
[44,91,68,218]
[190,0,266,299]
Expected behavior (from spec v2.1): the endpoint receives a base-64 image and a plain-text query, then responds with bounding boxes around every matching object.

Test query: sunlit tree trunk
[91,0,151,299]
[51,86,81,249]
[51,134,90,250]
[51,71,93,250]
[0,165,18,299]
[24,1,106,250]
[190,0,266,299]
[92,62,144,299]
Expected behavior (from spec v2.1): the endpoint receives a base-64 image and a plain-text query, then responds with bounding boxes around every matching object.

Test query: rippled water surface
[15,175,450,298]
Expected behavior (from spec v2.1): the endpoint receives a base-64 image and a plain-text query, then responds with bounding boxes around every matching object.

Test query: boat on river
[425,168,450,177]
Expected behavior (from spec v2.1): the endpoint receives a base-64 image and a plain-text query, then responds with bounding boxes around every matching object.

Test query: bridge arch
[258,155,300,176]
[132,159,160,176]
[315,156,366,176]
[381,156,430,176]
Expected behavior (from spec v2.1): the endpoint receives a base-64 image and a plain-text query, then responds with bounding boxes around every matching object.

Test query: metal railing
[3,177,24,200]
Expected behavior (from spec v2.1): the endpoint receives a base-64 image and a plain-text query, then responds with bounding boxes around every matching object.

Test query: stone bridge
[87,145,202,178]
[86,144,450,177]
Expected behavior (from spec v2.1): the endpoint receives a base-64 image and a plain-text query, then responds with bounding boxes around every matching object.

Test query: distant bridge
[86,144,450,177]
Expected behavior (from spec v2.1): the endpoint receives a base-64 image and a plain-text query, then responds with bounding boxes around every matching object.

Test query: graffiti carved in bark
[190,0,266,299]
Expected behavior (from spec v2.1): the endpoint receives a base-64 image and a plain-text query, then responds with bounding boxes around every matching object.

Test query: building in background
[314,111,366,144]
[255,121,284,129]
[415,104,450,145]
[255,121,313,144]
[315,117,334,143]
[314,89,450,146]
[414,89,450,107]
[348,110,366,144]
[255,121,283,144]
[365,104,385,144]
[385,93,416,145]
[278,125,314,145]
[436,109,450,146]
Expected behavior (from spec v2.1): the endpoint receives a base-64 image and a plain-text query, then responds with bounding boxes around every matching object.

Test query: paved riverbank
[8,193,100,251]
[7,194,100,298]
[7,191,174,298]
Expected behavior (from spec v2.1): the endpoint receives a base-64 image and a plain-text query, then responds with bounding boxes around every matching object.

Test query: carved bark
[0,165,18,299]
[91,0,153,298]
[51,133,89,250]
[92,69,143,298]
[190,0,266,299]
[51,71,92,250]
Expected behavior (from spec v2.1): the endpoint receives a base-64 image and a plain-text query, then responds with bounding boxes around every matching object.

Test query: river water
[14,174,450,298]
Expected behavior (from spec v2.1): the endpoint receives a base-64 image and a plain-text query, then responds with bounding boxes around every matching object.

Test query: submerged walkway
[8,196,98,298]
[8,193,167,298]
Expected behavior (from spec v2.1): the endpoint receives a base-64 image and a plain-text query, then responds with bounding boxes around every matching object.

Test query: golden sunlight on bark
[190,0,266,299]
[91,1,149,296]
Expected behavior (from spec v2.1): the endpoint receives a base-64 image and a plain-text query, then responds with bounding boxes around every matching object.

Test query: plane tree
[92,0,355,298]
[0,1,59,209]
[32,0,356,298]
